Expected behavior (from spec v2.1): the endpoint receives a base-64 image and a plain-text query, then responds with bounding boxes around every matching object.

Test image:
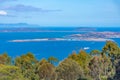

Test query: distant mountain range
[0,23,40,28]
[0,23,97,32]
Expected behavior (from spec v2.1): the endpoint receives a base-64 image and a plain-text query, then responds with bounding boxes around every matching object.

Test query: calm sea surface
[0,27,120,60]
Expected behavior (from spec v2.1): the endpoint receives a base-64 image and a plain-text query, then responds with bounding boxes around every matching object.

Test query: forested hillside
[0,41,120,80]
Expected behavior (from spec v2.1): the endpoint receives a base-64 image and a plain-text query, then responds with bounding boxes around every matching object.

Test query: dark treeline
[0,41,120,80]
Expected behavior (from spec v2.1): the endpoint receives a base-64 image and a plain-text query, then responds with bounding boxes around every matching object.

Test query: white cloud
[0,10,7,16]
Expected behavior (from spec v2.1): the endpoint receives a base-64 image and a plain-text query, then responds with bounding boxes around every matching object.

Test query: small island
[66,32,120,41]
[8,32,120,42]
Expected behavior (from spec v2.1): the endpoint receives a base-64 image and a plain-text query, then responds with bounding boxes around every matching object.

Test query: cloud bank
[0,0,16,3]
[3,4,62,12]
[0,10,7,15]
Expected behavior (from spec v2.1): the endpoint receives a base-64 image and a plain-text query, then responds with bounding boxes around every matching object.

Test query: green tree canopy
[37,59,56,80]
[0,64,28,80]
[0,53,11,65]
[56,58,84,80]
[14,52,39,80]
[90,50,101,56]
[48,56,59,65]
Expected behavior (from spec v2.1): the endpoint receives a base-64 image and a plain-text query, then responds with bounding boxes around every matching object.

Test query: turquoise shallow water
[0,27,120,60]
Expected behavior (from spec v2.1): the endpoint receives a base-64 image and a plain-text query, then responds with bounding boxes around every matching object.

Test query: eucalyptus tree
[90,50,101,56]
[102,41,120,79]
[69,50,91,75]
[37,59,56,80]
[15,52,39,80]
[89,56,102,80]
[89,55,114,80]
[0,53,11,65]
[48,56,59,65]
[102,41,120,64]
[56,58,85,80]
[0,64,28,80]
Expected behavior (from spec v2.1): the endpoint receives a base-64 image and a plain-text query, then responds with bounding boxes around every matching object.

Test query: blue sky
[0,0,120,27]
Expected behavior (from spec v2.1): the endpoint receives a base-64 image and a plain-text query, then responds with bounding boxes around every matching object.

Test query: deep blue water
[0,27,120,60]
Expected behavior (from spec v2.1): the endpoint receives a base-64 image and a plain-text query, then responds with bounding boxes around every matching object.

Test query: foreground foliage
[0,41,120,80]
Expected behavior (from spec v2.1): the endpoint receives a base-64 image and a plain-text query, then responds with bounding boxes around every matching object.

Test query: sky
[0,0,120,27]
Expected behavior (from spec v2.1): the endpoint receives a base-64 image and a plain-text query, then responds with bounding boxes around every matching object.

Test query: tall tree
[0,64,28,80]
[89,55,114,80]
[37,59,56,80]
[15,52,39,80]
[48,56,59,65]
[89,56,101,80]
[56,58,85,80]
[102,41,120,79]
[90,50,101,56]
[102,41,120,63]
[0,53,11,65]
[69,50,91,75]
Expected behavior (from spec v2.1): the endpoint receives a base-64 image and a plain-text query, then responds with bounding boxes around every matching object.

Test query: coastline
[8,38,113,42]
